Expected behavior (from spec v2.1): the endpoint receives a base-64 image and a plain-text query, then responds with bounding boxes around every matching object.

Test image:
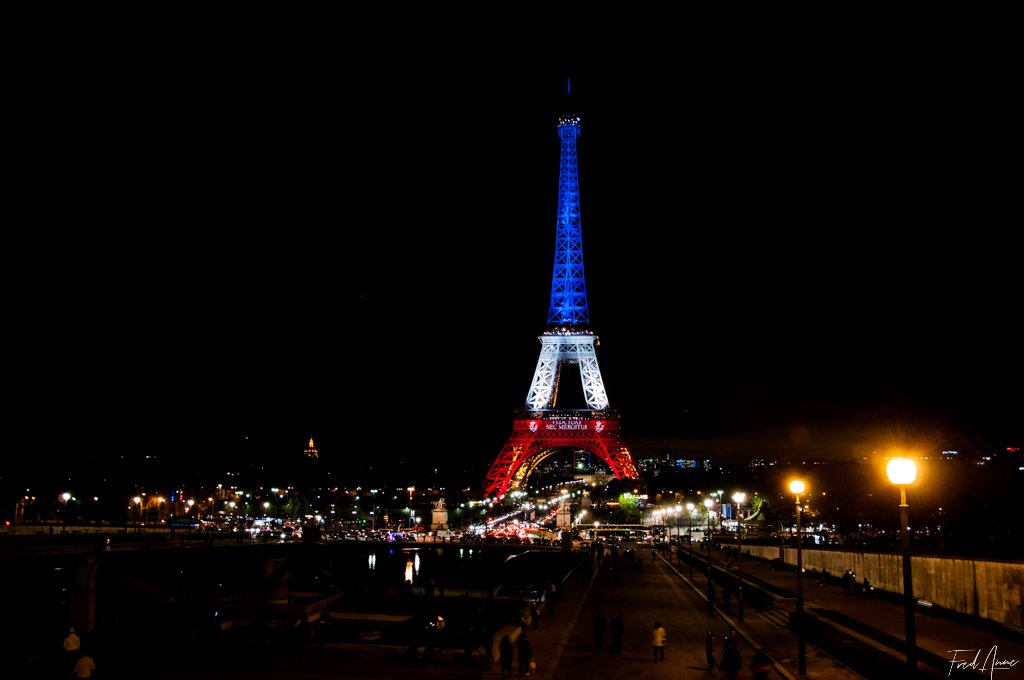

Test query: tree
[615,493,642,522]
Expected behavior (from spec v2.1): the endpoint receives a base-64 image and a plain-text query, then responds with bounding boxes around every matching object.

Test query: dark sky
[5,25,1021,483]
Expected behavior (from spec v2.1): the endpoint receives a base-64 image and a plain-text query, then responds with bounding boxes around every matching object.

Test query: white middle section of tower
[525,333,609,411]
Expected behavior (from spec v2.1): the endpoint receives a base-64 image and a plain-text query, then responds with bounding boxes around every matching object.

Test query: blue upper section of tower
[546,114,590,328]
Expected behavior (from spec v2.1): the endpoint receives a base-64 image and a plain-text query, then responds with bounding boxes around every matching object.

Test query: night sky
[5,26,1020,485]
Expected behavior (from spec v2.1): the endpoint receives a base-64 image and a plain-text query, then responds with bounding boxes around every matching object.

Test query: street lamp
[887,458,918,673]
[704,497,714,611]
[789,479,807,675]
[674,505,682,564]
[733,491,747,622]
[686,502,695,578]
[370,489,378,531]
[133,496,142,528]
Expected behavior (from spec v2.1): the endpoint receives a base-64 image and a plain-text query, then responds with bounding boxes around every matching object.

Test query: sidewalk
[733,553,1024,679]
[541,547,865,680]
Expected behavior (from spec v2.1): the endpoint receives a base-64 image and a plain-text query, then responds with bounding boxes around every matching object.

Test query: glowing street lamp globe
[788,480,806,495]
[887,458,917,485]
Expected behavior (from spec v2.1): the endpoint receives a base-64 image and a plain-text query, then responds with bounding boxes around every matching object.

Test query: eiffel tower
[482,103,641,500]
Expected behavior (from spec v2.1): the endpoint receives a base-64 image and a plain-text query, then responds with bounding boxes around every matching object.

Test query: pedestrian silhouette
[517,633,533,675]
[62,627,81,673]
[482,630,494,668]
[499,634,514,679]
[72,649,96,678]
[609,612,624,653]
[705,628,716,670]
[652,620,667,662]
[720,628,741,679]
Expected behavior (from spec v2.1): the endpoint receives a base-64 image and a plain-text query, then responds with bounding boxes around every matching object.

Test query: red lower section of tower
[482,411,641,499]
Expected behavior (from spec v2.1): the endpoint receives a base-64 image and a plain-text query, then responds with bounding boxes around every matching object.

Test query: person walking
[62,627,81,673]
[517,633,534,676]
[482,630,494,668]
[652,620,667,662]
[73,649,96,678]
[705,628,716,670]
[592,612,606,653]
[720,627,741,679]
[609,612,624,653]
[499,634,514,680]
[842,569,854,596]
[530,602,540,632]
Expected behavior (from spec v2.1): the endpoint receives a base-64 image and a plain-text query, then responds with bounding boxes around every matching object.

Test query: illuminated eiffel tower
[482,103,641,499]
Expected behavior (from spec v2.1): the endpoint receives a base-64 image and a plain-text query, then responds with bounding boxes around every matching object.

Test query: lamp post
[704,497,714,611]
[733,491,746,622]
[370,489,378,531]
[789,479,807,675]
[674,505,682,565]
[133,496,142,530]
[887,458,918,673]
[686,502,695,579]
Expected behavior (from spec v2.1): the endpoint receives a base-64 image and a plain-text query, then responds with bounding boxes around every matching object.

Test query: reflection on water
[401,550,421,585]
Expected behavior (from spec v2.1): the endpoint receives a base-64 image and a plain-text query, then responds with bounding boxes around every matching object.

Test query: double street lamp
[887,458,918,673]
[789,479,807,675]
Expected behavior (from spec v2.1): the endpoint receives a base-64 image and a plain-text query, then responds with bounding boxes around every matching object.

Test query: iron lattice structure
[482,112,641,500]
[547,115,588,327]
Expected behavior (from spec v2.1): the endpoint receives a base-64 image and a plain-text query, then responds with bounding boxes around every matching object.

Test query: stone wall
[743,544,1023,628]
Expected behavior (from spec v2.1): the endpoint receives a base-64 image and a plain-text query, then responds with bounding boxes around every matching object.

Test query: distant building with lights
[304,437,318,460]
